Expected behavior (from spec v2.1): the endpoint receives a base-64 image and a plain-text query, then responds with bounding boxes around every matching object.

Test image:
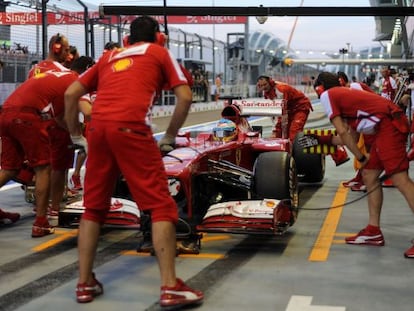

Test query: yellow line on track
[308,184,349,262]
[32,229,78,252]
[201,234,232,242]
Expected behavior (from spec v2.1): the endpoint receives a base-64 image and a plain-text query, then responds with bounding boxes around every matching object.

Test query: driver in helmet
[221,103,252,133]
[213,118,238,142]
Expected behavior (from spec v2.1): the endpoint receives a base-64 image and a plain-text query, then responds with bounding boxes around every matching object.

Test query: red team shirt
[380,76,397,101]
[26,60,72,117]
[27,60,76,170]
[320,87,391,134]
[77,42,189,223]
[263,80,312,140]
[1,71,78,169]
[264,81,313,113]
[79,43,187,124]
[28,60,69,78]
[3,71,77,117]
[320,86,409,175]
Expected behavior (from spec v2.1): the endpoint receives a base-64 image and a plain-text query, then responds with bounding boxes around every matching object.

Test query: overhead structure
[283,58,414,66]
[100,3,413,96]
[100,5,414,17]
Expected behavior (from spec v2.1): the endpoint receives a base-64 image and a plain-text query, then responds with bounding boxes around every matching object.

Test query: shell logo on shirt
[33,68,42,76]
[33,72,47,79]
[113,58,132,72]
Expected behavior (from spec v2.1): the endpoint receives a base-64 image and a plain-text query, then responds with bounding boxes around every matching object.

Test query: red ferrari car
[59,98,325,254]
[160,98,324,232]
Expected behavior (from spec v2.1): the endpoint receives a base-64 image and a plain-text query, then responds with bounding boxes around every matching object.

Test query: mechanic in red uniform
[379,66,398,101]
[64,16,204,307]
[377,66,399,187]
[28,33,70,77]
[257,74,349,166]
[312,71,414,258]
[0,70,79,237]
[338,71,376,191]
[28,34,75,218]
[256,75,312,141]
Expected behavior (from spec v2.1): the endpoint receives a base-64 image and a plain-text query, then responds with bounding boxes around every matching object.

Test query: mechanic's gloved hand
[70,135,88,154]
[297,134,332,149]
[158,133,176,153]
[297,135,319,148]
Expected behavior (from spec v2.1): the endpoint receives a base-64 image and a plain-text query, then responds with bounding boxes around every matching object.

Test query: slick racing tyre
[293,132,325,183]
[253,151,299,209]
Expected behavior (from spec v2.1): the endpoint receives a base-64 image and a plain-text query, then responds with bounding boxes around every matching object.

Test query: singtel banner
[0,12,247,25]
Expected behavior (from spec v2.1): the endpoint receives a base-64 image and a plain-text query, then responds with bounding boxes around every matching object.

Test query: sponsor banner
[152,15,247,24]
[0,12,43,25]
[0,12,247,25]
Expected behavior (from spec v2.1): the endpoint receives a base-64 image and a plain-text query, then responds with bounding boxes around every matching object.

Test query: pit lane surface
[1,103,414,311]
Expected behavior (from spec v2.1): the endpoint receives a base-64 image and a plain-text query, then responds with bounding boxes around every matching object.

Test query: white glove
[70,135,88,154]
[297,135,319,148]
[158,134,175,153]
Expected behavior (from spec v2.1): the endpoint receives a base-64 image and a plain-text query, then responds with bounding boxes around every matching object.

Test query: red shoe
[76,273,104,303]
[404,241,414,258]
[160,278,204,309]
[70,174,83,191]
[331,146,350,167]
[382,178,394,187]
[32,220,55,238]
[345,227,384,246]
[47,206,59,219]
[351,183,367,192]
[342,171,362,188]
[0,209,20,224]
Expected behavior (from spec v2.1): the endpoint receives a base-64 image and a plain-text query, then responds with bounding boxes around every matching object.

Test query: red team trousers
[82,119,178,224]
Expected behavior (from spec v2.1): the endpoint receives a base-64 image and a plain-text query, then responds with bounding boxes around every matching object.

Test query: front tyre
[253,152,299,209]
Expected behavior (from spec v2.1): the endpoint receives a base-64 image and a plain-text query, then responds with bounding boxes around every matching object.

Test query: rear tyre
[293,132,325,183]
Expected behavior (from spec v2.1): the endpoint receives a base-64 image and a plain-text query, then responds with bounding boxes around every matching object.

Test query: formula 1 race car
[59,98,326,254]
[158,98,325,238]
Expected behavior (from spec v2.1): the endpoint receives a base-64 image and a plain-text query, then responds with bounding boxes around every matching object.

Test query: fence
[0,0,321,105]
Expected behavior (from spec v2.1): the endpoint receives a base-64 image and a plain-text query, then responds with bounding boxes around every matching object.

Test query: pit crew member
[258,74,349,166]
[313,71,414,258]
[256,74,312,141]
[64,16,204,307]
[338,71,376,191]
[0,69,79,237]
[29,35,78,218]
[379,66,398,101]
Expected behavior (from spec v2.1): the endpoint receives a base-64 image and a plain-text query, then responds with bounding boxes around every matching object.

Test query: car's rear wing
[231,98,289,139]
[232,98,287,117]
